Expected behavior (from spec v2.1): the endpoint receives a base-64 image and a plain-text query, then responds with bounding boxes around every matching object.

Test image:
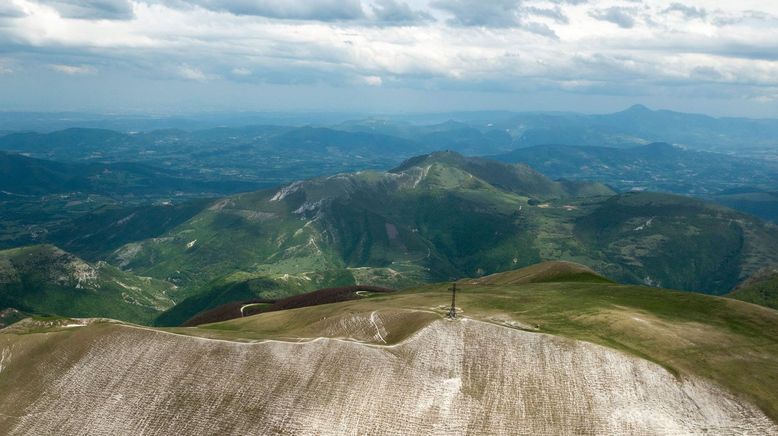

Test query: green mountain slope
[391,151,613,198]
[0,308,27,329]
[574,192,778,292]
[111,153,611,294]
[2,263,777,433]
[46,199,212,260]
[729,267,778,310]
[106,153,778,325]
[0,245,178,324]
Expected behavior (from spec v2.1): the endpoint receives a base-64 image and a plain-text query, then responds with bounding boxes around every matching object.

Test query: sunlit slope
[109,152,778,313]
[1,317,775,434]
[111,152,611,294]
[0,245,178,324]
[464,260,610,285]
[184,262,778,422]
[2,262,778,434]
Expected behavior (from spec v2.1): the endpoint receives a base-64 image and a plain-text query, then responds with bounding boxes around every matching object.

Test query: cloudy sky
[1,0,777,117]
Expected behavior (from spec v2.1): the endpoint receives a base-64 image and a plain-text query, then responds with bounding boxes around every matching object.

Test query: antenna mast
[448,283,457,319]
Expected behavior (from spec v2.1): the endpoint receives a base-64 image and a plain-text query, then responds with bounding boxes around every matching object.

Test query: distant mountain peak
[624,104,652,113]
[390,150,465,173]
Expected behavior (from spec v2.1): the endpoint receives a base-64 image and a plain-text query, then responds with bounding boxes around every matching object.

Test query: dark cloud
[181,0,365,20]
[691,66,723,81]
[663,3,707,20]
[430,0,523,28]
[0,3,26,18]
[429,0,559,37]
[589,7,637,29]
[525,6,568,24]
[35,0,135,20]
[370,0,433,25]
[522,21,558,39]
[713,10,777,26]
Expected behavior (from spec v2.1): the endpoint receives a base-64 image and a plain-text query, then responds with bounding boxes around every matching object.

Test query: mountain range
[0,150,252,197]
[4,105,778,155]
[491,142,778,221]
[3,110,778,432]
[2,150,777,326]
[45,151,767,325]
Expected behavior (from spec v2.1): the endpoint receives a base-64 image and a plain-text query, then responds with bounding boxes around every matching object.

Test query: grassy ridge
[4,261,778,422]
[182,262,778,421]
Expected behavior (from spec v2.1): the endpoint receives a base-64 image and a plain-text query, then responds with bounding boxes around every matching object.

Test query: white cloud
[49,64,96,74]
[31,0,134,20]
[0,58,13,74]
[361,75,383,86]
[2,0,778,114]
[168,0,365,20]
[231,67,251,76]
[177,65,207,81]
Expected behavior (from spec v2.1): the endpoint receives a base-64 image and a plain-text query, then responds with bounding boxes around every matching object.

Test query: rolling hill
[108,152,778,318]
[0,151,245,255]
[712,190,778,223]
[491,142,778,199]
[499,104,778,154]
[572,192,778,292]
[109,152,616,311]
[2,262,777,434]
[0,245,179,324]
[0,150,254,197]
[729,267,778,310]
[0,126,422,188]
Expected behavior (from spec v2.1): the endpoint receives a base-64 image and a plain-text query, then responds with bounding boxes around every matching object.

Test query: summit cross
[448,283,457,319]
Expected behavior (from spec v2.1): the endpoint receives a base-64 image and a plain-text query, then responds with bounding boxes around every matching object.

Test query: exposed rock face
[1,319,775,435]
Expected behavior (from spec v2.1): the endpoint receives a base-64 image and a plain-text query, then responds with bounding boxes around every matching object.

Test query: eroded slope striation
[0,316,774,435]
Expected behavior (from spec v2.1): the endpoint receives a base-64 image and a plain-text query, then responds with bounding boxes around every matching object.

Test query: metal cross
[448,282,457,319]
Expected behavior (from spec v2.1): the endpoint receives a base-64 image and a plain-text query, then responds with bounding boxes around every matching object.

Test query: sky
[1,0,777,117]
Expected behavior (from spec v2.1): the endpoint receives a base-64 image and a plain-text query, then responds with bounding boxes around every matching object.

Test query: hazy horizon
[1,103,777,122]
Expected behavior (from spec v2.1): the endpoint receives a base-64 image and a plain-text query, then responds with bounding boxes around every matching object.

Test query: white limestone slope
[0,318,775,435]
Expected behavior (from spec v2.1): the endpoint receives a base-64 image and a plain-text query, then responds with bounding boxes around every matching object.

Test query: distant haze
[0,1,777,118]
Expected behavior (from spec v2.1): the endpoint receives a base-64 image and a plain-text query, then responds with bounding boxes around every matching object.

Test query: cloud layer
[1,0,777,115]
